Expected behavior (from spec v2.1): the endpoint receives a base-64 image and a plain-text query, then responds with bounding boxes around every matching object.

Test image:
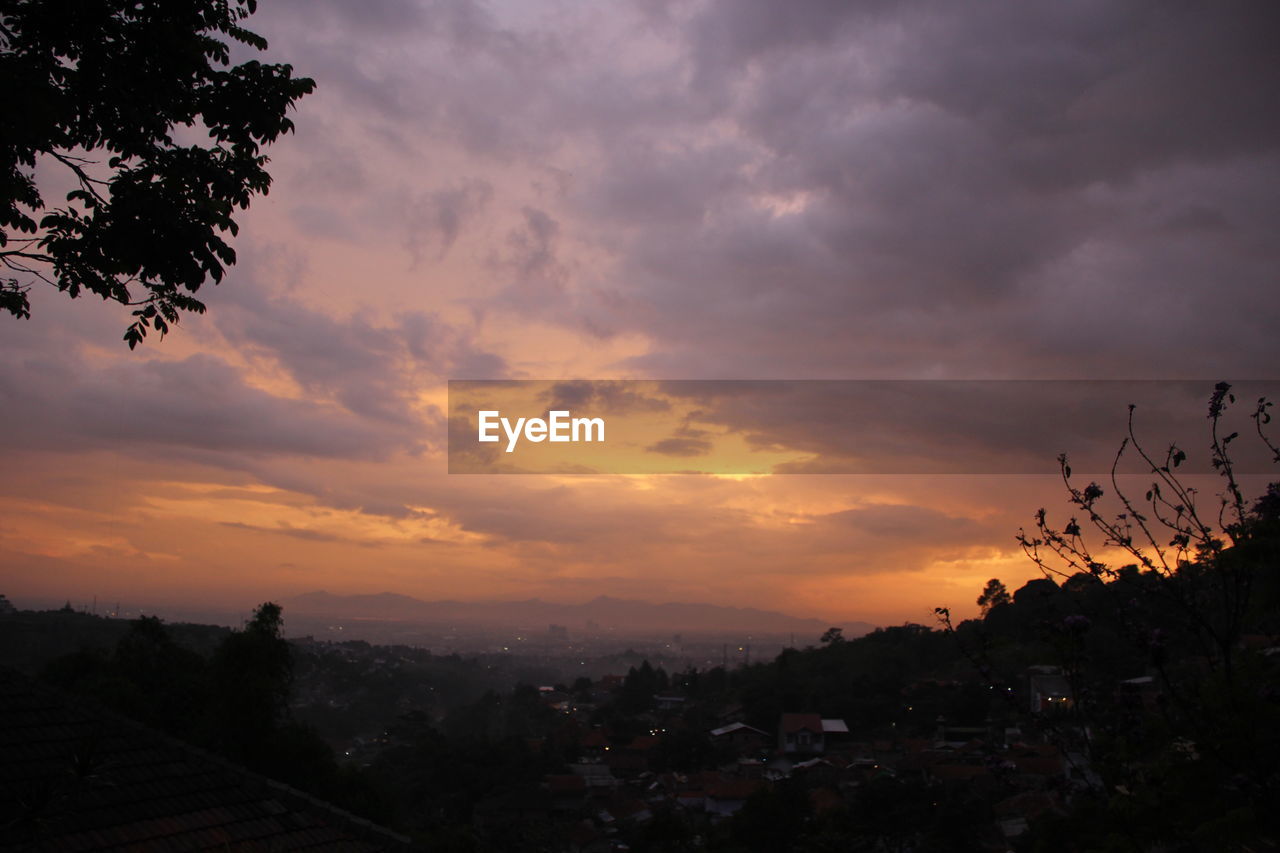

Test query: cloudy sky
[3,0,1278,625]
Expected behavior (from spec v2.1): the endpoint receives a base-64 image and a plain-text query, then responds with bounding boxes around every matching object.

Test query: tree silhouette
[1009,383,1280,846]
[975,578,1010,616]
[39,603,392,823]
[209,601,293,761]
[0,0,314,346]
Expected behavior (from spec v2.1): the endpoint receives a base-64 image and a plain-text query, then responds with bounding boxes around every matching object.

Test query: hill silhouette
[285,591,875,638]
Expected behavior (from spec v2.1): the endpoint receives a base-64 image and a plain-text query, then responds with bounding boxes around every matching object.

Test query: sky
[2,0,1279,626]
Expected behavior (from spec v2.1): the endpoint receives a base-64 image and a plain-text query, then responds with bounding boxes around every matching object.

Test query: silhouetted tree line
[41,602,391,824]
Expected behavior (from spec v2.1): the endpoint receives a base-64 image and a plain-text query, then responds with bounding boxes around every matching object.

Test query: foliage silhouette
[40,602,389,825]
[0,0,314,346]
[939,382,1280,849]
[975,578,1011,616]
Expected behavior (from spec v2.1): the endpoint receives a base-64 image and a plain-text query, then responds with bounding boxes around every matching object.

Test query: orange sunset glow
[3,0,1278,634]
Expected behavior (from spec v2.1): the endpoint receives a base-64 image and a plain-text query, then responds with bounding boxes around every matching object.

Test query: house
[570,762,619,790]
[1028,668,1073,713]
[581,728,612,761]
[779,713,823,754]
[778,713,848,755]
[710,721,769,755]
[791,757,840,787]
[820,717,850,751]
[539,689,573,712]
[604,737,656,778]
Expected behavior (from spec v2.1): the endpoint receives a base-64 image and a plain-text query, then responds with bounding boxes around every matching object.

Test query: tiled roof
[779,713,823,734]
[0,668,415,852]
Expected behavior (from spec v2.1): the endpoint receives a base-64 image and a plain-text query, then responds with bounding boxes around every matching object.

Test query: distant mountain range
[284,591,875,638]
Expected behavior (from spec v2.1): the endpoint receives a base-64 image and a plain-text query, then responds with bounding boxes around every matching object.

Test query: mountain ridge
[286,590,876,637]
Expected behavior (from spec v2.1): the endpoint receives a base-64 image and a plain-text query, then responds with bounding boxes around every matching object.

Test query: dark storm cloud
[695,1,1280,183]
[552,0,1280,379]
[243,0,1280,381]
[671,379,1280,475]
[271,0,429,36]
[585,138,755,227]
[262,0,575,162]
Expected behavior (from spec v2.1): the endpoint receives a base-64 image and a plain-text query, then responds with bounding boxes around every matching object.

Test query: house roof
[820,719,849,734]
[0,668,414,851]
[779,713,823,734]
[709,722,767,738]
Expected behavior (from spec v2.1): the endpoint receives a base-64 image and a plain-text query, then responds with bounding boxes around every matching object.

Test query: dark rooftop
[0,668,416,851]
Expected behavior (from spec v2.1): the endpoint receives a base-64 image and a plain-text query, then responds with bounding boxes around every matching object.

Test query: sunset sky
[2,0,1278,626]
